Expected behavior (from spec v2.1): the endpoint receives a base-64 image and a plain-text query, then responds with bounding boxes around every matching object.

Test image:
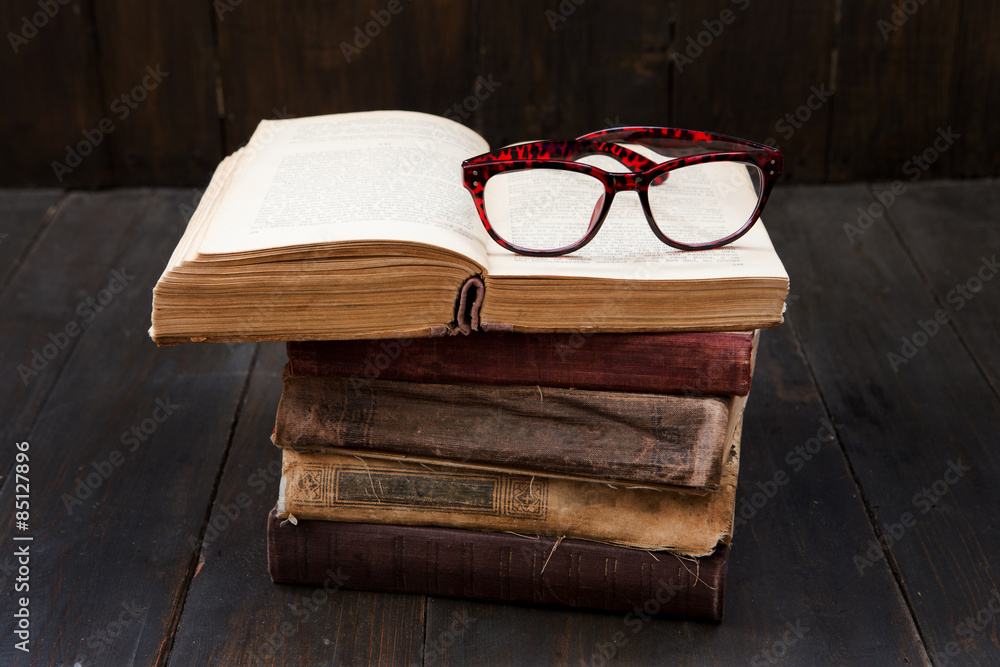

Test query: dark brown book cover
[286,330,757,396]
[267,508,729,620]
[274,373,746,489]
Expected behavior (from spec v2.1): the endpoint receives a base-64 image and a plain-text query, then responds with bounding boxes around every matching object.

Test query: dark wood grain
[90,0,222,185]
[881,180,1000,395]
[215,0,475,154]
[3,3,1000,185]
[0,191,156,483]
[0,190,256,666]
[1,182,997,663]
[0,0,109,186]
[422,322,929,666]
[765,184,1000,665]
[0,190,62,293]
[827,1,960,181]
[478,1,673,148]
[167,342,426,666]
[671,0,837,182]
[950,3,1000,177]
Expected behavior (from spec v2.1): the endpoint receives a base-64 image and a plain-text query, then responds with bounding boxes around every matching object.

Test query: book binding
[286,330,757,396]
[274,373,743,489]
[276,421,740,553]
[267,508,729,620]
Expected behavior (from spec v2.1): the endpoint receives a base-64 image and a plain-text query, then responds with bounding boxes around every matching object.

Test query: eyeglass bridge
[606,171,656,191]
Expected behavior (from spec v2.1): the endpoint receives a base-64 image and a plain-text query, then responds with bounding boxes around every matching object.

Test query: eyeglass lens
[481,160,763,253]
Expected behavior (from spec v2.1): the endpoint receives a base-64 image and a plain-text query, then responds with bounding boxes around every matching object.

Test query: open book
[150,111,788,343]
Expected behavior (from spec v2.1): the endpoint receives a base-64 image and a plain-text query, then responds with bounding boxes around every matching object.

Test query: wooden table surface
[0,181,998,666]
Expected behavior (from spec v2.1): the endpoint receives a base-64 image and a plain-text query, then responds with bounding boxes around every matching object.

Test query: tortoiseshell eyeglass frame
[461,126,783,257]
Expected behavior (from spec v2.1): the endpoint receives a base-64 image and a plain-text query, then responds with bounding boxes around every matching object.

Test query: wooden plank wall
[2,0,997,187]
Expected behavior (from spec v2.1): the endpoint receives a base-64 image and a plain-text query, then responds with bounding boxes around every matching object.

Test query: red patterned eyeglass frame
[462,127,784,256]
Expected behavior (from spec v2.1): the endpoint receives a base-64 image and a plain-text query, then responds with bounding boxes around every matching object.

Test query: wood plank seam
[666,3,677,126]
[471,0,483,138]
[0,190,157,494]
[0,192,67,300]
[943,2,965,178]
[421,595,432,665]
[81,0,112,185]
[206,0,228,156]
[783,304,936,666]
[822,0,843,183]
[155,343,260,667]
[878,182,1000,404]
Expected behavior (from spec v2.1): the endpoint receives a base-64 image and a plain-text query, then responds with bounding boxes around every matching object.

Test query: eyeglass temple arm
[463,141,658,172]
[577,127,780,159]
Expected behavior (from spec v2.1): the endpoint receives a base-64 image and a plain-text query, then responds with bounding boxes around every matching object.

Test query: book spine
[274,374,738,489]
[277,428,739,553]
[286,330,756,396]
[267,508,728,620]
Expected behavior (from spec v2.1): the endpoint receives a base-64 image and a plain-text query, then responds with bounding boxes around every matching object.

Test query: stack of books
[149,111,788,621]
[267,331,755,620]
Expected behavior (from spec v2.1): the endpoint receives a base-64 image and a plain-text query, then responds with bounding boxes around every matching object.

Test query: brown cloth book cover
[277,419,739,554]
[285,330,757,396]
[267,508,729,620]
[274,373,746,489]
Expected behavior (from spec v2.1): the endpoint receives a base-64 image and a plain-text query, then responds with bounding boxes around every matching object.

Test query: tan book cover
[276,420,741,555]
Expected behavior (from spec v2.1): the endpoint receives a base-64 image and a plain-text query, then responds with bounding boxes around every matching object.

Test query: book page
[485,153,788,282]
[195,111,492,267]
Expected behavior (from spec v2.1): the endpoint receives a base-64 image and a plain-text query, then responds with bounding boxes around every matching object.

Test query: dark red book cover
[267,508,729,621]
[286,330,756,396]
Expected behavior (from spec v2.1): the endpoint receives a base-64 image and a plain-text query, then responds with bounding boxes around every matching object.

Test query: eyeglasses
[461,127,783,256]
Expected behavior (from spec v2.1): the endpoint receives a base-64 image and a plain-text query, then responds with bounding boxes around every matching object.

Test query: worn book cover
[277,419,739,554]
[267,509,730,620]
[285,330,758,396]
[274,372,747,489]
